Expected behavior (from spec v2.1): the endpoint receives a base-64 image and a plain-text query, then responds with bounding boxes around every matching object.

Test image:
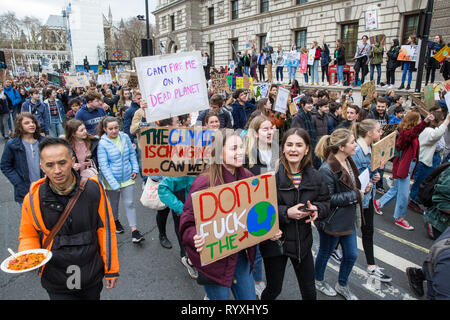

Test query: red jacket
[392,121,428,179]
[179,166,256,288]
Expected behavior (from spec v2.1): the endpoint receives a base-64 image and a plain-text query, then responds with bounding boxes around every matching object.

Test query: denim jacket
[352,138,377,208]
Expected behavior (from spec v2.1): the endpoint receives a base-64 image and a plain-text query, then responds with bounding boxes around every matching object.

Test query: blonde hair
[315,128,353,160]
[352,119,378,139]
[244,115,272,168]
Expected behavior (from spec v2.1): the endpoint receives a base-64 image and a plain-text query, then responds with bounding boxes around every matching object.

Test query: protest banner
[284,51,300,67]
[300,54,308,73]
[307,49,316,66]
[443,80,450,92]
[371,131,397,171]
[289,102,298,115]
[361,80,376,102]
[63,74,89,87]
[48,73,63,87]
[211,73,231,95]
[117,72,130,86]
[192,172,279,265]
[398,45,419,61]
[369,34,386,46]
[274,87,290,114]
[409,93,430,117]
[293,94,304,106]
[433,45,449,63]
[139,126,214,176]
[423,85,435,110]
[135,51,209,122]
[236,76,244,89]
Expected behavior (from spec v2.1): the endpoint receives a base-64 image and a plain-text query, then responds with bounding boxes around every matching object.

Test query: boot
[406,84,411,90]
[398,83,405,90]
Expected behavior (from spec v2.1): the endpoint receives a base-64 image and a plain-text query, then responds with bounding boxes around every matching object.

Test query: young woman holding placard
[259,128,330,300]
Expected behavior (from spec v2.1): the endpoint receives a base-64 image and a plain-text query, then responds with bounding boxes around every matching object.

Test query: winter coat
[334,47,346,66]
[369,44,384,65]
[352,138,377,209]
[321,43,331,66]
[123,102,140,140]
[0,136,45,203]
[367,109,389,127]
[424,168,450,233]
[426,43,445,69]
[387,44,401,70]
[317,154,363,236]
[179,166,256,288]
[97,132,139,190]
[3,86,22,109]
[313,112,329,140]
[0,95,9,114]
[158,176,196,214]
[328,113,342,134]
[231,100,256,129]
[72,137,100,170]
[392,121,428,179]
[196,107,233,129]
[21,98,50,135]
[259,163,330,260]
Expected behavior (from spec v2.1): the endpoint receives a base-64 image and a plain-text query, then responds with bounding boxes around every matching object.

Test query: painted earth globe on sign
[246,201,276,237]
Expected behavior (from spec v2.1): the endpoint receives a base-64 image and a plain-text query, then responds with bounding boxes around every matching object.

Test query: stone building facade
[153,0,448,86]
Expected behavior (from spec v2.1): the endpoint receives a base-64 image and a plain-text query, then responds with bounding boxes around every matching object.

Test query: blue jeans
[49,121,64,138]
[401,62,413,85]
[252,245,263,282]
[370,64,382,85]
[288,66,297,81]
[276,66,283,82]
[311,60,320,83]
[315,228,358,287]
[337,65,344,82]
[203,252,256,300]
[378,160,416,219]
[410,152,441,204]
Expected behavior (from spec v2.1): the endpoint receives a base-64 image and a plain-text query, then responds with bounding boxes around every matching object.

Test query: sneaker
[367,266,392,282]
[132,230,145,243]
[408,200,424,214]
[395,218,414,231]
[159,234,173,249]
[203,295,209,300]
[181,256,198,279]
[406,267,425,297]
[331,248,343,264]
[255,282,266,300]
[373,200,383,215]
[115,220,124,234]
[315,280,337,296]
[335,283,358,300]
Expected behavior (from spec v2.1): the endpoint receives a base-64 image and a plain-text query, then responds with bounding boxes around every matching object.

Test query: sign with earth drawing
[191,173,279,265]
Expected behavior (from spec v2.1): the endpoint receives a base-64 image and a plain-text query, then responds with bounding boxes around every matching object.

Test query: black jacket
[259,163,330,260]
[317,154,363,236]
[334,47,346,66]
[386,45,400,70]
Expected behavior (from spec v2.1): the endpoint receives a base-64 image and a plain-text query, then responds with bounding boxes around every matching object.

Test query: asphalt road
[0,138,434,301]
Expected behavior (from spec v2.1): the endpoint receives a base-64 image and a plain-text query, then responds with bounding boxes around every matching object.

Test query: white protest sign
[134,51,209,122]
[274,87,290,114]
[307,48,316,66]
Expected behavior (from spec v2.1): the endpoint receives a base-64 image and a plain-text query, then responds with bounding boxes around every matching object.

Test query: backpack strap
[423,238,450,278]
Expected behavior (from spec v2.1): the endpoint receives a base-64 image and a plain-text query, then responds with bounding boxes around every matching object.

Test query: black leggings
[425,67,436,85]
[261,250,316,300]
[47,281,103,300]
[386,68,396,85]
[258,65,266,81]
[322,64,329,83]
[157,207,186,257]
[361,197,375,266]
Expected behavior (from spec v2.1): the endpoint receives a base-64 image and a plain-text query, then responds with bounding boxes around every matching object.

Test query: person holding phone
[259,128,330,300]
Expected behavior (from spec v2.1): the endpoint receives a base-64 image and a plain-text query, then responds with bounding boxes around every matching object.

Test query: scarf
[49,174,77,196]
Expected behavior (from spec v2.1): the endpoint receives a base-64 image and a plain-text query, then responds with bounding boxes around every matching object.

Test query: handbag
[140,178,167,210]
[42,177,89,250]
[80,159,98,178]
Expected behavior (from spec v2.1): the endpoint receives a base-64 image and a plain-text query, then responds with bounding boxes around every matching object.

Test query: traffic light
[83,56,90,71]
[141,38,153,56]
[103,60,109,70]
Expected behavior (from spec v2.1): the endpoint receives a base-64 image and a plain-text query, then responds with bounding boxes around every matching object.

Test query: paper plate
[1,249,52,274]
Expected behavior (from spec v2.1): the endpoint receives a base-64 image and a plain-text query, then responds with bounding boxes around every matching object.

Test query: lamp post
[137,0,152,56]
[415,0,434,93]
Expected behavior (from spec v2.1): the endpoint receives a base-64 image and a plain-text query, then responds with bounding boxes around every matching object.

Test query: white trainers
[367,266,392,283]
[315,280,337,296]
[255,281,266,299]
[335,283,358,300]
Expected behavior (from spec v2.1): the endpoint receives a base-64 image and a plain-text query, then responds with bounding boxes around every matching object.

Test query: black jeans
[261,250,316,300]
[157,207,186,257]
[361,197,375,266]
[258,65,266,81]
[425,67,436,85]
[322,64,329,83]
[386,68,396,85]
[47,281,103,300]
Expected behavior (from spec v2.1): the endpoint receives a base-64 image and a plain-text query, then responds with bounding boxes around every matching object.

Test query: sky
[1,0,157,24]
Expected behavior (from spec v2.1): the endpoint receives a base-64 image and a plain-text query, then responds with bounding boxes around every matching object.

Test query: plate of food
[1,249,52,274]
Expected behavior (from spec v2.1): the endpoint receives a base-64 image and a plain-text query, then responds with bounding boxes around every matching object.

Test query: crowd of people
[0,52,449,301]
[209,34,450,90]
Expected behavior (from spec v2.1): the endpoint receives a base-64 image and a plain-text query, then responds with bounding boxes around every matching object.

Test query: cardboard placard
[192,173,279,265]
[63,75,89,87]
[361,80,376,102]
[369,34,386,46]
[381,123,398,139]
[371,131,397,171]
[398,45,419,62]
[139,126,214,176]
[211,73,231,95]
[307,48,316,66]
[289,102,298,115]
[274,87,290,114]
[424,85,435,110]
[409,93,430,117]
[433,45,449,63]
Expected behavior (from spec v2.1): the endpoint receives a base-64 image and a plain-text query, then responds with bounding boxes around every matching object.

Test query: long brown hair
[65,119,96,150]
[256,98,271,117]
[13,112,41,139]
[399,111,420,131]
[315,128,353,160]
[280,128,312,180]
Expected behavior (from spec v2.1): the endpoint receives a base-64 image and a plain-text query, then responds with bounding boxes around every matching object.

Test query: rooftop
[45,15,66,29]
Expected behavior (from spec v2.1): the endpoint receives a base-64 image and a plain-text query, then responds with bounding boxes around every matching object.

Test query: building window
[402,14,419,45]
[170,15,175,31]
[296,0,307,4]
[341,22,359,61]
[295,29,307,49]
[261,0,269,13]
[231,39,239,61]
[209,42,215,66]
[208,7,214,25]
[231,1,239,20]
